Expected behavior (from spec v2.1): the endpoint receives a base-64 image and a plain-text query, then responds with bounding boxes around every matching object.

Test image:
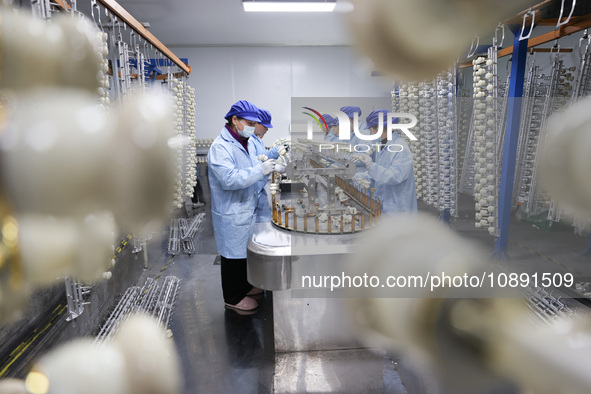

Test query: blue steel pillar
[583,235,591,256]
[441,208,451,225]
[493,28,529,259]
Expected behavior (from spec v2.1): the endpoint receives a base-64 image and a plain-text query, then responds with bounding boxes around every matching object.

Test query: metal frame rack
[495,5,591,257]
[50,2,200,259]
[64,277,91,321]
[524,285,575,326]
[28,0,194,318]
[531,49,568,220]
[419,81,439,209]
[573,39,591,240]
[271,147,379,234]
[398,72,459,223]
[168,213,206,255]
[436,69,459,219]
[396,83,424,200]
[95,276,181,344]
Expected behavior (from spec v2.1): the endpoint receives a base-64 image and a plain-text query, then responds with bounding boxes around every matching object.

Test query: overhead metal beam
[499,14,591,57]
[96,0,190,74]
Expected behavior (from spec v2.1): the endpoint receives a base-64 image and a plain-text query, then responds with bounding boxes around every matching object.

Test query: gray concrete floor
[2,188,590,393]
[142,208,415,393]
[440,194,591,288]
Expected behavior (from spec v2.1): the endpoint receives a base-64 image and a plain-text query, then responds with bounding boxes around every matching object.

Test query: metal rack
[459,103,476,196]
[495,9,591,256]
[95,276,181,344]
[436,68,458,218]
[562,32,591,235]
[419,81,439,207]
[49,0,191,81]
[168,213,205,255]
[405,69,459,222]
[524,286,574,326]
[395,82,424,200]
[51,0,190,74]
[31,0,61,20]
[508,46,575,223]
[456,82,473,191]
[64,277,91,321]
[470,45,503,236]
[116,38,132,99]
[513,55,539,210]
[271,148,377,234]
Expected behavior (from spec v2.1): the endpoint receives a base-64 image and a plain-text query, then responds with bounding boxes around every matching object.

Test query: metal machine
[247,141,381,352]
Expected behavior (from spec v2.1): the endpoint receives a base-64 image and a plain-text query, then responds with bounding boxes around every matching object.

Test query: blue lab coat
[348,121,368,147]
[324,130,337,141]
[207,127,265,258]
[248,134,278,223]
[357,134,418,214]
[249,134,280,160]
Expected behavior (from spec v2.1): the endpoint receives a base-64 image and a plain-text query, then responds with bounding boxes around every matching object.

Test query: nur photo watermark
[290,97,420,154]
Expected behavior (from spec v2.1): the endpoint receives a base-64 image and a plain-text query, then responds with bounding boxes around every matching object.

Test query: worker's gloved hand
[274,156,288,174]
[352,153,372,168]
[284,149,292,162]
[260,159,276,175]
[277,145,288,157]
[353,171,369,184]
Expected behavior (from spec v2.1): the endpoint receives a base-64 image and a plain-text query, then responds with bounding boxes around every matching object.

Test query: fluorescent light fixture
[243,1,336,12]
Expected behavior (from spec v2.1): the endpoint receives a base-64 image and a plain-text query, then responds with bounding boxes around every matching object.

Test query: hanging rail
[54,0,71,10]
[55,0,190,74]
[98,0,190,74]
[499,13,591,57]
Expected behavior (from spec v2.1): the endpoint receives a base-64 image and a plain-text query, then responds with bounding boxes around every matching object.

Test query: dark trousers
[221,256,254,305]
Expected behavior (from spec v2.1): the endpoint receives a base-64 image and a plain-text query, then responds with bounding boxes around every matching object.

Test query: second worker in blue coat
[248,108,280,223]
[353,109,418,214]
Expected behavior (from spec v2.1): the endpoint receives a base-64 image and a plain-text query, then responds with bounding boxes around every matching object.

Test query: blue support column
[493,29,529,259]
[441,208,451,225]
[583,235,591,256]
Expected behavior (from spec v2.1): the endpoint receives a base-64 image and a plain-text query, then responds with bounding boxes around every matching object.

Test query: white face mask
[236,120,255,138]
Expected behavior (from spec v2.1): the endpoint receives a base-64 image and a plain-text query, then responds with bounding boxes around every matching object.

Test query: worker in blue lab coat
[353,109,417,214]
[323,114,337,141]
[328,114,341,139]
[248,108,285,223]
[207,100,276,312]
[249,108,281,161]
[340,105,371,172]
[340,106,367,146]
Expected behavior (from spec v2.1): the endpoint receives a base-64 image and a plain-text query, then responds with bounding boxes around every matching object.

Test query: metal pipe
[142,239,148,269]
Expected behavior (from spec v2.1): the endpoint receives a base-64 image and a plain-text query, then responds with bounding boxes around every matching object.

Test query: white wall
[174,46,393,141]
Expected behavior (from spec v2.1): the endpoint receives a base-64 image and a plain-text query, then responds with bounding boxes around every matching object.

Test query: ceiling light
[243,1,336,12]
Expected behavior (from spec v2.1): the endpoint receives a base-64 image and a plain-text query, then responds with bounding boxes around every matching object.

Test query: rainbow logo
[302,107,329,131]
